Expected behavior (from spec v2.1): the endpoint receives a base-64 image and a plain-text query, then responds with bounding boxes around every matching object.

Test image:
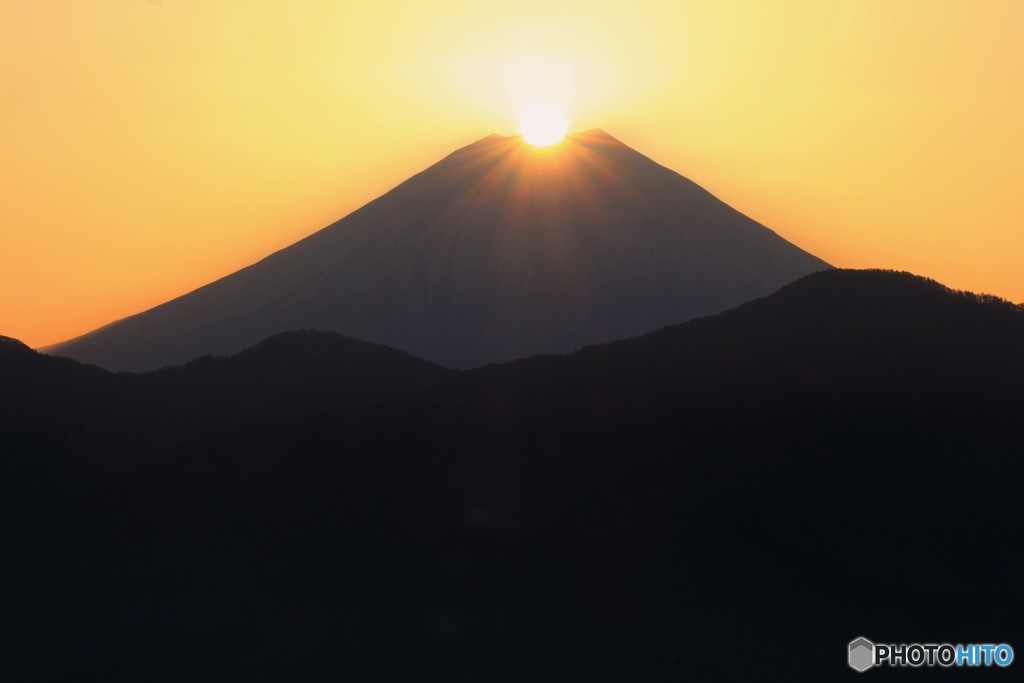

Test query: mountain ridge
[9,268,1024,681]
[9,266,1024,679]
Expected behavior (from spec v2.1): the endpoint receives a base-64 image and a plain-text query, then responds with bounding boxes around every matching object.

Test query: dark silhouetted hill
[45,130,829,371]
[137,329,454,426]
[2,329,453,551]
[6,270,1024,681]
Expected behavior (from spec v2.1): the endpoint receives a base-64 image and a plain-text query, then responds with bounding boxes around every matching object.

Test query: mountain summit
[47,130,829,371]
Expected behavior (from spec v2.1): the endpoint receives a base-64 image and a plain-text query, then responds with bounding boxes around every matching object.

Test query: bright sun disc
[519,104,569,146]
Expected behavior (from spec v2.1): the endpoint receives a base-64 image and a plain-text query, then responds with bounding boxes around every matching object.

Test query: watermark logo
[848,636,1013,672]
[849,637,875,672]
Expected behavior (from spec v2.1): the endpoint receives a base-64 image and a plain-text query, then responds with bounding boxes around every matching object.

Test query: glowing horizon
[3,1,1024,348]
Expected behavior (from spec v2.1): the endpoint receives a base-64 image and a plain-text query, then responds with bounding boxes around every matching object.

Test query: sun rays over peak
[518,103,569,146]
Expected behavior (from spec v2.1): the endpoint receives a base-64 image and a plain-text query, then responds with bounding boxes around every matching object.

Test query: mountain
[45,130,829,371]
[2,330,452,486]
[135,329,453,424]
[9,270,1024,681]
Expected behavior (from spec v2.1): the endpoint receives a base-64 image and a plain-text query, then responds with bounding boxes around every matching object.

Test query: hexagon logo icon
[849,637,875,672]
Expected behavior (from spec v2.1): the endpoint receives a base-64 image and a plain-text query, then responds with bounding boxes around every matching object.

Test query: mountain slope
[46,130,829,371]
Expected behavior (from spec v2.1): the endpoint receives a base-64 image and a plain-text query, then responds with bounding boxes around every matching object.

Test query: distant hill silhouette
[45,130,829,371]
[137,329,453,424]
[7,270,1024,681]
[2,330,452,512]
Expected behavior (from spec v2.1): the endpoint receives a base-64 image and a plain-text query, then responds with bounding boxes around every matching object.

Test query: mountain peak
[471,128,624,151]
[1,335,30,349]
[473,133,508,145]
[0,335,33,360]
[570,128,621,143]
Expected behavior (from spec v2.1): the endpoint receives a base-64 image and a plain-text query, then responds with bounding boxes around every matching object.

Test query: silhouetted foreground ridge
[5,270,1023,681]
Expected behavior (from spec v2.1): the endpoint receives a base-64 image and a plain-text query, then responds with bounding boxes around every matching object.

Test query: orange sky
[3,1,1023,348]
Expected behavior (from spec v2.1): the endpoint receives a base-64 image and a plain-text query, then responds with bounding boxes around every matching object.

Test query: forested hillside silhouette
[5,270,1024,681]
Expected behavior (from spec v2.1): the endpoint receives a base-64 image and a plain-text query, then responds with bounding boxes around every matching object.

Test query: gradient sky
[3,1,1023,348]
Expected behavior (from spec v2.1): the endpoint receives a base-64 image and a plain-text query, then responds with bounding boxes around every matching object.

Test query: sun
[518,103,569,146]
